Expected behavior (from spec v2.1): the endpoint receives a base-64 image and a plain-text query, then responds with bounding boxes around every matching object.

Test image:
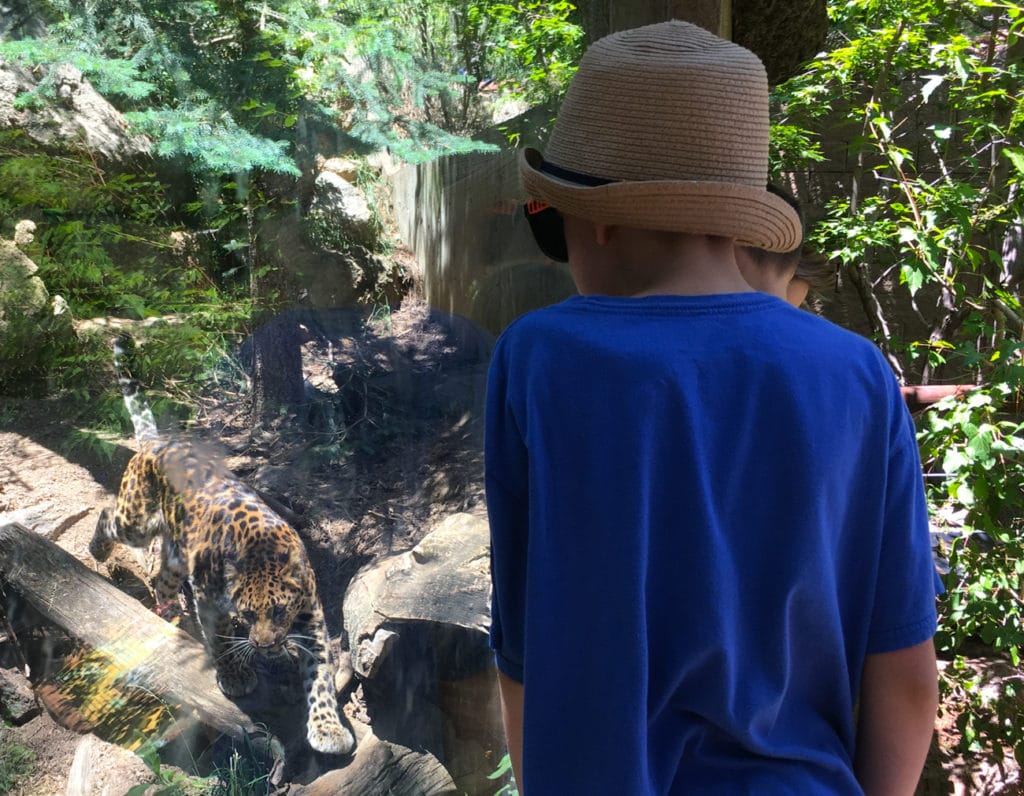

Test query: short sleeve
[485,337,529,682]
[866,388,942,654]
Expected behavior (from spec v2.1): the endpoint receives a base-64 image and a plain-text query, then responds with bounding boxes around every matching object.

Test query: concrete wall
[390,118,576,338]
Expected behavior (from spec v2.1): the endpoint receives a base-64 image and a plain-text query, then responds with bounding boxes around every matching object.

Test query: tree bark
[574,0,826,85]
[249,310,306,422]
[577,0,728,42]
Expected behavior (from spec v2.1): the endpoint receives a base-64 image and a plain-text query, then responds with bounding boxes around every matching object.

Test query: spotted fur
[90,333,354,755]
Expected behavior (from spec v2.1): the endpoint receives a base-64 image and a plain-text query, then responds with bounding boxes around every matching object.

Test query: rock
[308,170,376,249]
[0,236,74,390]
[319,156,360,183]
[13,219,35,247]
[343,512,491,680]
[291,731,457,796]
[353,628,398,680]
[0,239,48,320]
[0,665,40,725]
[365,149,400,177]
[0,63,150,161]
[341,513,507,795]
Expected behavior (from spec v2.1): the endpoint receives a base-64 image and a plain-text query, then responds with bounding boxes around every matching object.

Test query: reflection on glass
[0,3,582,793]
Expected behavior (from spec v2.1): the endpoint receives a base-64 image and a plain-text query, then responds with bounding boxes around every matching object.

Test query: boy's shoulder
[496,295,897,389]
[501,294,874,350]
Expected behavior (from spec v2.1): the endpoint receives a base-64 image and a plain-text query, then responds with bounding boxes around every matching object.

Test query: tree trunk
[574,0,827,85]
[245,200,306,424]
[577,0,729,42]
[249,311,306,422]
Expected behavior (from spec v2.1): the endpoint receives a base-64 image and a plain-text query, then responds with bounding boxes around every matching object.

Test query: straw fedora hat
[520,20,802,254]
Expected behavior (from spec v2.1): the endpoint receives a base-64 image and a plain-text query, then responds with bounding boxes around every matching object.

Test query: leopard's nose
[250,628,283,652]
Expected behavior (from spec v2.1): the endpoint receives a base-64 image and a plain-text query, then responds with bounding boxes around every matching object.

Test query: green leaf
[901,263,925,296]
[1004,147,1024,176]
[921,74,944,102]
[943,448,968,474]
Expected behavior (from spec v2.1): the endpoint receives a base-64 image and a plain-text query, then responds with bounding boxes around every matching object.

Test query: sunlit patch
[44,644,180,750]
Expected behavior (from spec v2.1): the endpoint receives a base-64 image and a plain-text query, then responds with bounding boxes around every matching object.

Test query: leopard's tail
[113,332,159,442]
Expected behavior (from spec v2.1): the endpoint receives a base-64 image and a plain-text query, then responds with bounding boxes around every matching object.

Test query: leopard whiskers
[285,636,319,662]
[217,636,255,664]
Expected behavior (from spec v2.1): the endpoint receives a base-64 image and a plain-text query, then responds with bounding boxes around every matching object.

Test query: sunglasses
[524,200,568,263]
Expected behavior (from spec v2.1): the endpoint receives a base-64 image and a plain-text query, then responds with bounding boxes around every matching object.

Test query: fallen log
[290,731,457,796]
[0,521,259,742]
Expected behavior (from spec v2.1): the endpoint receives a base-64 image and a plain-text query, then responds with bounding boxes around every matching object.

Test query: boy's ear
[595,223,612,246]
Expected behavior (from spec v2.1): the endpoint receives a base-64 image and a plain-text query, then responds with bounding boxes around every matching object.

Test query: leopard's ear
[224,557,239,584]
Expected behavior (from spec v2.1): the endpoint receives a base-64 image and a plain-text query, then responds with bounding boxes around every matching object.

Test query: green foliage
[487,752,519,795]
[773,0,1024,768]
[462,1,584,105]
[123,732,272,795]
[126,107,300,177]
[0,726,36,794]
[919,385,1024,760]
[1,0,581,175]
[0,125,255,416]
[773,0,1024,381]
[0,130,191,318]
[124,737,207,796]
[0,37,156,103]
[204,732,275,796]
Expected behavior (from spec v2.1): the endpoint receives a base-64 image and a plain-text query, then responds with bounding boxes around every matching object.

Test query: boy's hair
[740,184,836,295]
[794,247,836,294]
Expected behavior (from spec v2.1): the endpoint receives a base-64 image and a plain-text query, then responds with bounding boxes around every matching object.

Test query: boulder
[0,239,48,323]
[0,62,150,161]
[0,235,74,390]
[344,512,491,680]
[0,665,40,725]
[308,170,377,249]
[342,513,505,794]
[319,155,360,183]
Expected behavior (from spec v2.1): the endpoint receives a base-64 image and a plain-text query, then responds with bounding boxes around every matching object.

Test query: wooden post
[582,0,731,42]
[670,0,731,38]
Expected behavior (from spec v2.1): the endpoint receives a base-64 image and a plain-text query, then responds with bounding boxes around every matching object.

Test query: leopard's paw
[216,666,258,698]
[307,715,355,756]
[152,599,183,624]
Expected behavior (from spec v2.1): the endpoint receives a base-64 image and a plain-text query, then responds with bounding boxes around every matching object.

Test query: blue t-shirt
[485,293,939,795]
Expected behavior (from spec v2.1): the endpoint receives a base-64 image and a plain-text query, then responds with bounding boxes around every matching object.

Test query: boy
[734,184,833,306]
[485,20,939,795]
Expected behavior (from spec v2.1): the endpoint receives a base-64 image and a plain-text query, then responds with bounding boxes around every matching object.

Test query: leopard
[89,332,355,756]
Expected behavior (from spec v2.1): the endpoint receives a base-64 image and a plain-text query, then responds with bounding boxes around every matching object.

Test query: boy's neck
[568,223,754,298]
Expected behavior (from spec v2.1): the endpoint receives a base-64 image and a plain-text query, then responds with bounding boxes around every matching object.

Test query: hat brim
[519,148,801,253]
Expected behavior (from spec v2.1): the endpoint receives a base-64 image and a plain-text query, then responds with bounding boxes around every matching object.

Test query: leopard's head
[225,541,309,657]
